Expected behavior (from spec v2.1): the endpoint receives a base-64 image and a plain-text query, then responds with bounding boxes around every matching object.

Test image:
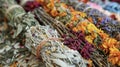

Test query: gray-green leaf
[16,24,23,37]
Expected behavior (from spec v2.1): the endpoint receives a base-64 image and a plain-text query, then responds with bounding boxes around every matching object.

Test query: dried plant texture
[0,0,88,67]
[17,0,120,66]
[33,7,111,67]
[34,7,70,36]
[61,0,120,40]
[0,0,39,38]
[0,1,42,66]
[10,54,43,67]
[25,25,88,67]
[0,21,43,67]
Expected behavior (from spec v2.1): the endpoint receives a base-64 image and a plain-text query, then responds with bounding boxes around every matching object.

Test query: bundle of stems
[0,14,41,67]
[34,7,71,36]
[25,25,88,67]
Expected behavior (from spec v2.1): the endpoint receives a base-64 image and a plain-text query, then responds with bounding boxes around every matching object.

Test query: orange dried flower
[69,7,75,12]
[50,8,58,17]
[108,47,120,65]
[50,0,54,8]
[59,12,67,17]
[71,16,78,21]
[36,0,44,5]
[10,62,17,67]
[61,3,68,8]
[101,38,118,53]
[43,6,50,12]
[72,27,78,32]
[99,31,109,40]
[88,59,93,67]
[88,17,93,23]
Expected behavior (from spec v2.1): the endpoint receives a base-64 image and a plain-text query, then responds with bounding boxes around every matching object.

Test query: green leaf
[94,35,102,46]
[16,24,23,37]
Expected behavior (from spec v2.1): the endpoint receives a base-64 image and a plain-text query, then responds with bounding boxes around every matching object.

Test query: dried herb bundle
[0,21,42,67]
[25,25,88,67]
[34,7,70,36]
[0,0,43,66]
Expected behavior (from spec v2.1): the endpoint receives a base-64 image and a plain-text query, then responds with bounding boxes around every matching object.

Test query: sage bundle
[0,0,43,66]
[0,21,42,67]
[25,25,88,67]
